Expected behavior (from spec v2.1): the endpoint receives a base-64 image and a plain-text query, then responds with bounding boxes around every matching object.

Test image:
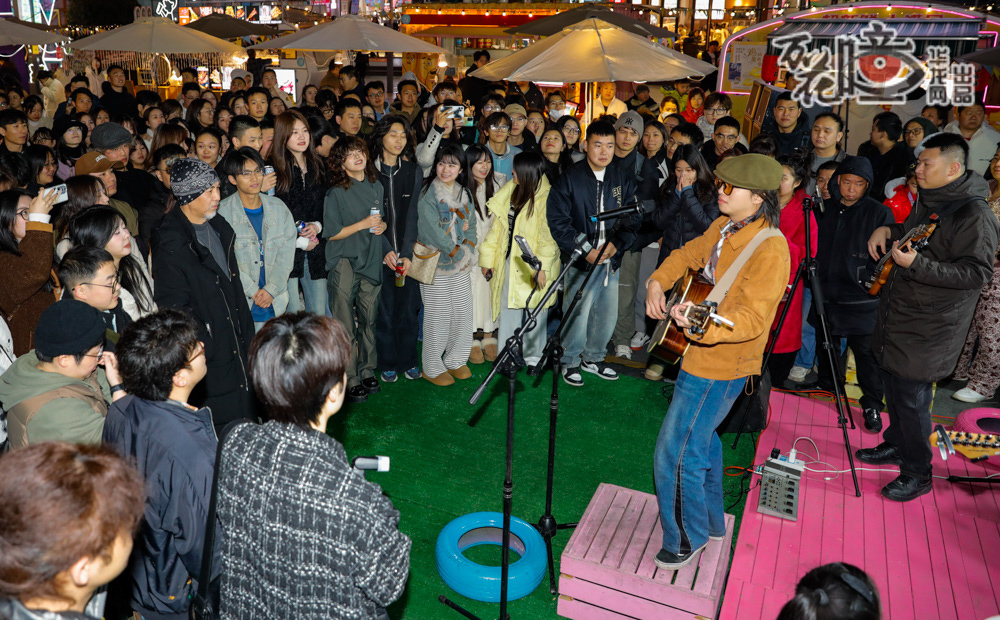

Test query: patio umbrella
[71,16,243,55]
[475,18,713,83]
[0,17,68,46]
[247,14,447,53]
[184,13,279,39]
[507,5,675,40]
[958,46,1000,67]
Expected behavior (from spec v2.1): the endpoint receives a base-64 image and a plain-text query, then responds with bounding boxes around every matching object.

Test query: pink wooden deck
[557,483,734,619]
[722,391,1000,620]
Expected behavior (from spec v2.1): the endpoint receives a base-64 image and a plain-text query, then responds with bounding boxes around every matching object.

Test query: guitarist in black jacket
[865,133,999,502]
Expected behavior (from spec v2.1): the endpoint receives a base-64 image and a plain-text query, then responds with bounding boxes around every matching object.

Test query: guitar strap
[705,227,785,306]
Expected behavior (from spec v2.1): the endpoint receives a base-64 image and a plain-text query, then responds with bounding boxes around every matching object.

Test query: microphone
[589,199,655,223]
[514,235,542,271]
[352,455,390,472]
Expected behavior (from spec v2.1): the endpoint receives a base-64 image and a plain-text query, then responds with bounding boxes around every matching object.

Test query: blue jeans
[794,287,816,369]
[286,256,329,316]
[654,370,745,554]
[560,265,619,367]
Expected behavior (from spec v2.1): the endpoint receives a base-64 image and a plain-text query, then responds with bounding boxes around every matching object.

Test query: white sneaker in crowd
[787,366,810,383]
[952,387,991,403]
[630,331,650,351]
[614,345,632,360]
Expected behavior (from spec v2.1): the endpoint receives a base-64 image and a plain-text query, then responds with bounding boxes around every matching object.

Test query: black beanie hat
[34,300,106,358]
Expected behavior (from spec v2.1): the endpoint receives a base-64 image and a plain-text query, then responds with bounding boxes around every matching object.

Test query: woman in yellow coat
[479,152,561,367]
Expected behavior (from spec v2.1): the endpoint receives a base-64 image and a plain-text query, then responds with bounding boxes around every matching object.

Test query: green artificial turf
[328,367,758,619]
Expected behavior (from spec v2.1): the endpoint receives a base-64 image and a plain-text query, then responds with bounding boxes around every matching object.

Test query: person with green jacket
[0,299,125,449]
[324,136,387,403]
[479,153,560,368]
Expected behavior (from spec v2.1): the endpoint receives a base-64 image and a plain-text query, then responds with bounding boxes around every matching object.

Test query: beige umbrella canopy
[475,18,714,83]
[247,14,446,53]
[71,16,243,55]
[0,17,68,46]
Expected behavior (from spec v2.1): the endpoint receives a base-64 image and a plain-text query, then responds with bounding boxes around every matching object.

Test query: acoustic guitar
[647,268,734,364]
[866,216,938,296]
[931,429,1000,462]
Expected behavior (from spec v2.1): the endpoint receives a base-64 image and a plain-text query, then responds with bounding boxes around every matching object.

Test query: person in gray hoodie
[0,299,125,449]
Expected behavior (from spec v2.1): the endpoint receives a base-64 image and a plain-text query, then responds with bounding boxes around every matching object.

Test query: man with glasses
[0,299,125,449]
[217,147,298,331]
[665,122,704,160]
[179,82,202,113]
[59,246,131,351]
[153,158,255,433]
[102,308,216,620]
[700,116,744,171]
[365,81,390,120]
[504,103,536,152]
[697,93,734,141]
[0,108,28,154]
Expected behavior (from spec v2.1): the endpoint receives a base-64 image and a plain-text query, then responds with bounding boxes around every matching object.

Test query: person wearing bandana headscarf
[151,158,256,432]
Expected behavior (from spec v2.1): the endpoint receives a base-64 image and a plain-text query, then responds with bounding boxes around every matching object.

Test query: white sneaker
[629,331,650,351]
[614,345,632,360]
[787,366,809,383]
[953,387,991,403]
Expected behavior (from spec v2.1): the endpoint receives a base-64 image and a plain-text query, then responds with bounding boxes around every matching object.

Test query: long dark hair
[367,114,414,165]
[777,150,813,195]
[422,142,468,195]
[68,206,154,314]
[271,109,326,195]
[639,120,668,159]
[328,136,376,190]
[25,145,59,187]
[0,189,24,254]
[463,144,496,218]
[56,120,87,166]
[510,152,547,218]
[753,188,781,228]
[184,99,212,133]
[57,175,107,241]
[555,115,582,150]
[665,144,716,205]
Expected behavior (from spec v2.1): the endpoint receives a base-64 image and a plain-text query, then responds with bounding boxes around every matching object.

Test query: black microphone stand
[731,194,861,497]
[528,215,632,595]
[440,234,587,620]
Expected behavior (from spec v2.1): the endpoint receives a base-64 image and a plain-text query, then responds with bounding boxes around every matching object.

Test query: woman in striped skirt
[416,143,478,385]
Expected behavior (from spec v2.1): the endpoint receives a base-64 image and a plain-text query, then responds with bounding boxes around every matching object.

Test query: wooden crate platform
[557,483,734,619]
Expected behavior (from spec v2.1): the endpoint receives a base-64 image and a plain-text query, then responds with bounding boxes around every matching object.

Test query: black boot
[855,442,902,465]
[881,473,933,502]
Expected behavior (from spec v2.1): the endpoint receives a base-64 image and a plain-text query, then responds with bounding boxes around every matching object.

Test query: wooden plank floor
[722,391,1000,619]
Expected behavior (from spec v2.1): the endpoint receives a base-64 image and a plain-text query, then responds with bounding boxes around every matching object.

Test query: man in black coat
[857,111,914,202]
[864,133,1000,502]
[152,158,255,432]
[813,156,894,433]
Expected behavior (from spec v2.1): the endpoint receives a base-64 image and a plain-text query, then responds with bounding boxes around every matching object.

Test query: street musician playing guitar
[644,154,789,569]
[863,132,999,502]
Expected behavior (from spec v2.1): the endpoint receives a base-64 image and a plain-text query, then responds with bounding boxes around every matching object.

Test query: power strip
[756,448,804,521]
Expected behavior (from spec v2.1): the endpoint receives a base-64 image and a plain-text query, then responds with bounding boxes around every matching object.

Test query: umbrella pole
[386,52,394,100]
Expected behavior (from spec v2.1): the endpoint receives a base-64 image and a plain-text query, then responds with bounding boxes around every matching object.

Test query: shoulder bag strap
[192,419,246,619]
[705,227,784,305]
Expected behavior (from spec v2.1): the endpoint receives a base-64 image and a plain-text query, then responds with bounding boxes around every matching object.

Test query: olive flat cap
[715,153,783,191]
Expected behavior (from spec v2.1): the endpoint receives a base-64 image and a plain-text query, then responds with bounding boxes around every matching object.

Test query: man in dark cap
[813,156,894,434]
[645,154,790,570]
[91,122,155,252]
[152,158,255,432]
[0,299,126,449]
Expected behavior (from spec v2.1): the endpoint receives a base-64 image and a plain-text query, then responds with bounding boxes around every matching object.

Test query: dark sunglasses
[716,179,735,195]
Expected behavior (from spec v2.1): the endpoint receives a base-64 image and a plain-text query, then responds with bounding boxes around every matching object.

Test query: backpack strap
[705,227,785,305]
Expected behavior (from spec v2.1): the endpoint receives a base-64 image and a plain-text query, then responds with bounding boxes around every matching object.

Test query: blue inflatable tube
[435,512,547,602]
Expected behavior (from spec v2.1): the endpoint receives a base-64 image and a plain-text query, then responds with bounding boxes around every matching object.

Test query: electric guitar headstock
[930,428,1000,462]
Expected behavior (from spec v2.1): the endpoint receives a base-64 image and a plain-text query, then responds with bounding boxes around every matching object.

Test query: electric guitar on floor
[866,215,939,296]
[930,428,1000,462]
[647,269,734,364]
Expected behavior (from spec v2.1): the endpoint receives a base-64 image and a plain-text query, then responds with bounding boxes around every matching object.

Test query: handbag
[189,421,246,620]
[408,241,440,285]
